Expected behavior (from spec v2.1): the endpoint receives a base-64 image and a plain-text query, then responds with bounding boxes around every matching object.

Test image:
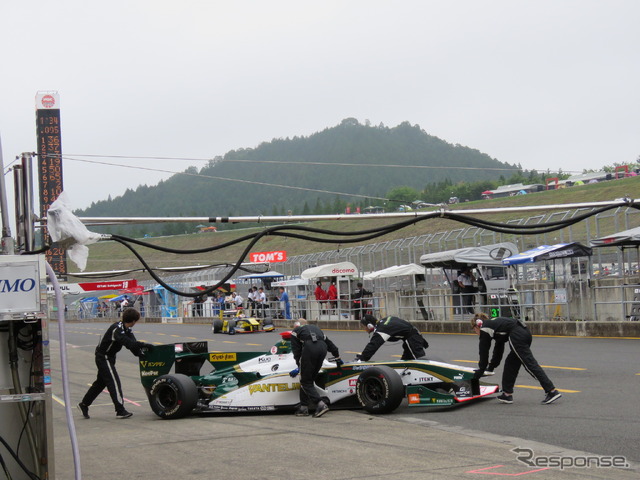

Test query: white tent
[271,278,309,287]
[363,264,424,280]
[300,262,358,279]
[236,271,284,279]
[420,242,518,268]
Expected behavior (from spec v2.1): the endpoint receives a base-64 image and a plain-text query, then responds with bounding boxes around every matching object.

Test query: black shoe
[294,406,309,417]
[497,393,513,404]
[313,401,329,418]
[542,390,562,405]
[116,410,133,419]
[77,403,90,419]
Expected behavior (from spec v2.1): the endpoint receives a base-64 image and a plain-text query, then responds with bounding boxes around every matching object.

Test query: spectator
[278,287,291,320]
[314,281,328,313]
[193,294,204,317]
[351,282,372,321]
[327,281,338,312]
[231,292,244,310]
[457,268,477,314]
[257,287,267,318]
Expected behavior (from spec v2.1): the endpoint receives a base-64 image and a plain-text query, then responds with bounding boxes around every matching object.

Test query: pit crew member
[356,314,429,361]
[471,313,562,405]
[290,319,342,417]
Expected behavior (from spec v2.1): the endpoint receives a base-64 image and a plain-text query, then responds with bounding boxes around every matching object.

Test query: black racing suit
[291,324,340,408]
[351,286,372,321]
[476,316,555,394]
[359,316,429,361]
[81,321,145,415]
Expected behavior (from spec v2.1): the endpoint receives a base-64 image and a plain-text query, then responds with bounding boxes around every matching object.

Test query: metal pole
[0,134,15,254]
[73,198,640,226]
[21,153,36,251]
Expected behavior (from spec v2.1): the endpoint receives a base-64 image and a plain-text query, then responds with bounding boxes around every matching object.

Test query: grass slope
[75,176,640,279]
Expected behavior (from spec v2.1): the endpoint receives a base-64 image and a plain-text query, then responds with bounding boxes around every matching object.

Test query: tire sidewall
[356,365,405,414]
[149,374,198,419]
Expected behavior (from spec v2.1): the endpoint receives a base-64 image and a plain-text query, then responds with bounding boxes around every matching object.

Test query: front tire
[356,365,405,414]
[148,374,198,419]
[212,319,223,333]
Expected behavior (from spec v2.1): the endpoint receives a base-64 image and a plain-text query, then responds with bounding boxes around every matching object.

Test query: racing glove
[334,357,344,367]
[289,368,300,377]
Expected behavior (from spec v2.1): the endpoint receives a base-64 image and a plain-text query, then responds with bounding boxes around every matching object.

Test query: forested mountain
[76,118,519,236]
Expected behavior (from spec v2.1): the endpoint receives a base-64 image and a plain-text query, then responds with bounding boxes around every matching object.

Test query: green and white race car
[139,332,499,419]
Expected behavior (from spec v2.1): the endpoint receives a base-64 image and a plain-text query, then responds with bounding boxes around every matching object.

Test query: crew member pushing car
[356,314,429,361]
[78,308,153,419]
[470,313,562,405]
[289,318,342,417]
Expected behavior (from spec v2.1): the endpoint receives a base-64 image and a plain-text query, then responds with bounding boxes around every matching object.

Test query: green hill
[74,118,518,237]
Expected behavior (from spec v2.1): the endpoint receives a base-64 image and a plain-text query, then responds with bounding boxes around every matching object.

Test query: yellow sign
[248,383,300,395]
[210,353,237,362]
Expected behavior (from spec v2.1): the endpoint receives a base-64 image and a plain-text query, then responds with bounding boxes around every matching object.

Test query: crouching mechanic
[289,318,342,418]
[355,314,429,361]
[471,313,562,405]
[78,308,154,419]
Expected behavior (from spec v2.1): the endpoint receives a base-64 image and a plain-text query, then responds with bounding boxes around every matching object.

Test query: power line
[57,153,531,172]
[56,155,391,202]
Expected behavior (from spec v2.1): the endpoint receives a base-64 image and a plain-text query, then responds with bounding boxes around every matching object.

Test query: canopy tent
[272,278,309,287]
[236,271,284,279]
[590,226,640,247]
[363,264,424,280]
[502,243,592,265]
[300,262,358,279]
[420,242,518,269]
[590,226,640,280]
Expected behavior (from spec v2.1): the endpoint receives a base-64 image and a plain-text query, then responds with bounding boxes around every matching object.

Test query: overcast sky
[1,1,638,213]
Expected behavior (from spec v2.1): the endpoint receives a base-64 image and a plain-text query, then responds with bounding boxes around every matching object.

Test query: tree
[387,186,420,208]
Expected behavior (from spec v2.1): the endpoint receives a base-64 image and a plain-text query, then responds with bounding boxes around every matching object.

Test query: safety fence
[65,205,639,322]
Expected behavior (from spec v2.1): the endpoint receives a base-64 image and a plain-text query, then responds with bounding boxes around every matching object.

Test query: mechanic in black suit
[289,319,342,418]
[355,314,429,361]
[470,312,562,405]
[78,308,152,419]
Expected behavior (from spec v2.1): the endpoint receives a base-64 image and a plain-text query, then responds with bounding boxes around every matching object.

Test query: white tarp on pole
[300,262,358,279]
[419,242,518,268]
[363,263,425,280]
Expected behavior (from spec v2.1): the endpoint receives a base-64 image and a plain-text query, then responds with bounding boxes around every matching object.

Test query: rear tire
[148,374,198,419]
[356,365,405,414]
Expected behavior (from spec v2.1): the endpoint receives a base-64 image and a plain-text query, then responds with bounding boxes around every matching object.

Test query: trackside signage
[46,279,138,294]
[0,259,41,314]
[249,251,287,263]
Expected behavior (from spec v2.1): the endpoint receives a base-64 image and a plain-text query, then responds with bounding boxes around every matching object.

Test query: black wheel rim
[156,385,178,410]
[361,376,386,403]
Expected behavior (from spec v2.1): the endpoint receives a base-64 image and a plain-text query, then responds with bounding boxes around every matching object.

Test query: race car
[212,314,275,334]
[139,332,499,419]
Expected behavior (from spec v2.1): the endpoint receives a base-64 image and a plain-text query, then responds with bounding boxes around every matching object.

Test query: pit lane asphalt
[49,322,639,479]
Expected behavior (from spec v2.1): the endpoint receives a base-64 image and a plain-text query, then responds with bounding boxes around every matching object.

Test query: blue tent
[502,243,592,265]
